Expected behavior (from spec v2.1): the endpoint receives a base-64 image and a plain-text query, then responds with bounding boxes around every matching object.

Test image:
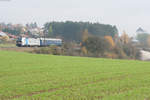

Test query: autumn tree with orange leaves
[120,31,130,44]
[146,35,150,47]
[104,36,115,49]
[81,29,89,55]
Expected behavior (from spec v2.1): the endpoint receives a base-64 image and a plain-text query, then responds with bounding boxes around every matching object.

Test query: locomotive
[16,37,62,47]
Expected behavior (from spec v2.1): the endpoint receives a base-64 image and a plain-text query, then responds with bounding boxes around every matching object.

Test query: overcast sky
[0,0,150,36]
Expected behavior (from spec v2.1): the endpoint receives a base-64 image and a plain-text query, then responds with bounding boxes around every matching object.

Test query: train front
[16,37,22,47]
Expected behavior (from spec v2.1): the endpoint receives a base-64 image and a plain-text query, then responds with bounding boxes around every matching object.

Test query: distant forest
[44,21,118,42]
[1,21,118,42]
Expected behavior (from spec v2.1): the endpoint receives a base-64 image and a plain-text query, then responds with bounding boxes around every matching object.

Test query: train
[16,37,62,47]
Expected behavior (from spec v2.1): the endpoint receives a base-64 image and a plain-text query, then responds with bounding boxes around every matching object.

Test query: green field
[0,51,150,100]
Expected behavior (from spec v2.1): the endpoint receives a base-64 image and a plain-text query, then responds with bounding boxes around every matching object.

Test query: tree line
[44,21,118,42]
[33,29,140,60]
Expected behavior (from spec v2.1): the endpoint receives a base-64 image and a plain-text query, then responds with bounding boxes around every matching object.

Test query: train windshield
[16,37,22,42]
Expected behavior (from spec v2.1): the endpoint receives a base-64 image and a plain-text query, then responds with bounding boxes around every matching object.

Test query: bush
[122,43,140,59]
[32,46,62,55]
[113,47,128,59]
[50,46,62,55]
[32,47,51,54]
[104,52,118,59]
[82,36,111,57]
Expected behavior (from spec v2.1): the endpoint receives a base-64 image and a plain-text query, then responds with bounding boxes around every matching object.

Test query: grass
[0,51,150,100]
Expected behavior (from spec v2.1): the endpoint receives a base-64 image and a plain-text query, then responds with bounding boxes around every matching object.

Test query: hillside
[0,51,150,100]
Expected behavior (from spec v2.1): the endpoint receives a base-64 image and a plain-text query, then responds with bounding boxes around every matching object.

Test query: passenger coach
[16,37,62,47]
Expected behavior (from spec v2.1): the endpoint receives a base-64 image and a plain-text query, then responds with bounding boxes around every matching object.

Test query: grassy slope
[0,51,150,100]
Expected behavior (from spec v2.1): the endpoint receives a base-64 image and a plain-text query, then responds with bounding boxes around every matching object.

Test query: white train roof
[40,38,62,41]
[20,37,62,41]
